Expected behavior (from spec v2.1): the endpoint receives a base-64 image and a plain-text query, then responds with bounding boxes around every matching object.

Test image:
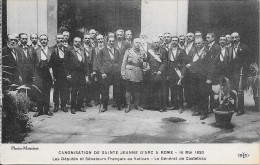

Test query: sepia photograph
[1,0,259,162]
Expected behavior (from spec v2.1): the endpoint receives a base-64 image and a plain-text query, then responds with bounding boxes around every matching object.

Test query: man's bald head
[195,37,204,50]
[152,37,160,49]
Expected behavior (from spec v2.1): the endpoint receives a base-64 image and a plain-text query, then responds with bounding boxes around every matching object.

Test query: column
[141,0,188,40]
[7,0,57,46]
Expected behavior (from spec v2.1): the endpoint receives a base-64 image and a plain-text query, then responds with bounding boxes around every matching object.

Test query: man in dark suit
[65,37,89,114]
[225,34,232,48]
[16,33,35,86]
[195,31,203,39]
[89,29,97,48]
[50,33,68,113]
[2,34,21,85]
[125,30,133,45]
[185,37,215,120]
[215,35,231,79]
[30,33,41,50]
[115,29,132,110]
[33,34,54,117]
[63,31,73,50]
[206,33,221,60]
[166,36,188,113]
[147,37,167,112]
[139,33,152,109]
[82,33,97,107]
[183,32,196,108]
[178,35,186,49]
[96,36,120,112]
[230,32,251,116]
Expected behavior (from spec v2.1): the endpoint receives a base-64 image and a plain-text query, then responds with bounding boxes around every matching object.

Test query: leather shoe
[179,106,184,114]
[61,106,68,112]
[45,111,53,116]
[33,111,43,117]
[125,105,131,113]
[121,104,127,108]
[200,114,207,120]
[86,102,93,107]
[54,105,59,112]
[78,108,86,112]
[101,108,107,113]
[236,111,244,116]
[159,109,167,112]
[135,105,143,111]
[112,103,118,107]
[94,102,99,106]
[192,111,201,116]
[71,109,76,114]
[167,106,175,110]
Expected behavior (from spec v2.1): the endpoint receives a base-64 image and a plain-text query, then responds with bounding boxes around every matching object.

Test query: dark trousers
[118,79,127,105]
[70,73,86,110]
[170,84,184,108]
[151,81,166,110]
[100,73,120,108]
[53,77,68,107]
[37,81,51,113]
[125,81,142,106]
[190,74,211,115]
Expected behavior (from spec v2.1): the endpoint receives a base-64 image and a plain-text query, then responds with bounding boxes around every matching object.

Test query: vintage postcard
[1,0,259,164]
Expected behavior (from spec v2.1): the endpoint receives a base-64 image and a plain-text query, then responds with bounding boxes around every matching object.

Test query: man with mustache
[121,38,146,113]
[63,31,73,50]
[82,33,97,107]
[50,33,69,113]
[30,33,41,50]
[125,30,133,45]
[183,32,196,109]
[33,34,55,117]
[115,29,132,110]
[166,36,188,113]
[65,37,89,114]
[16,33,35,86]
[185,37,215,120]
[147,37,167,112]
[96,36,120,113]
[178,35,186,49]
[215,35,231,79]
[92,34,105,106]
[229,32,251,116]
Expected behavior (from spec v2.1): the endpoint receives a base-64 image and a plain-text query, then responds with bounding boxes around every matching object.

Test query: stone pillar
[141,0,188,41]
[7,0,57,46]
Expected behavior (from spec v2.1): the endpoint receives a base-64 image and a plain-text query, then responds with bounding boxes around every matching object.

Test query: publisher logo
[237,152,250,158]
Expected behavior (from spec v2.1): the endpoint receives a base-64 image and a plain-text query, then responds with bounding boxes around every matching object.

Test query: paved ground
[24,90,260,143]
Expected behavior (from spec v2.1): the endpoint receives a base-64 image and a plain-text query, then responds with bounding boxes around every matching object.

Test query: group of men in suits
[2,29,251,120]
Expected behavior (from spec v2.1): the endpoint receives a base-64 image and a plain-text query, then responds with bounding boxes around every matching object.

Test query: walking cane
[98,77,104,114]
